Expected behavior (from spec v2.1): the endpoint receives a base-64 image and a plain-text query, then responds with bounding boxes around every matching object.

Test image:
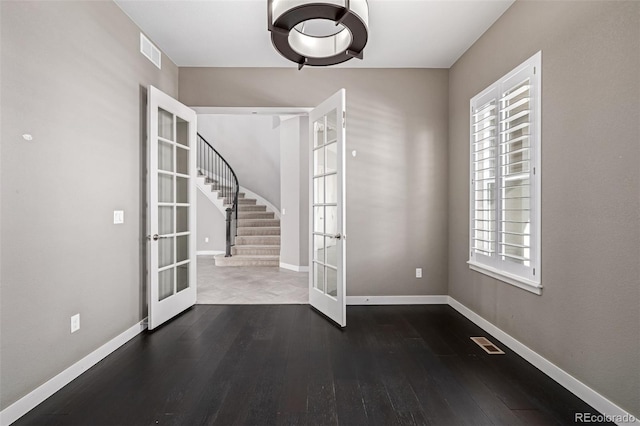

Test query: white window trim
[467,261,542,295]
[468,51,542,295]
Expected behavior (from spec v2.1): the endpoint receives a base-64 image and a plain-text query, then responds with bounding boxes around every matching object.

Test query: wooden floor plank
[13,305,613,426]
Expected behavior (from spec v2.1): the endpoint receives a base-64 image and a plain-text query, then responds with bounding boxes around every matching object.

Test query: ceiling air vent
[470,337,505,355]
[140,33,161,69]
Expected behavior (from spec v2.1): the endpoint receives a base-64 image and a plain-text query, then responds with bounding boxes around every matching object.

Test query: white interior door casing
[309,89,347,328]
[148,86,198,330]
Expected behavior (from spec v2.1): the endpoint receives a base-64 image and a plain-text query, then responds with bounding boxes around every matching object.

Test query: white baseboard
[447,297,635,425]
[0,319,147,426]
[346,295,449,305]
[279,262,309,272]
[197,250,224,256]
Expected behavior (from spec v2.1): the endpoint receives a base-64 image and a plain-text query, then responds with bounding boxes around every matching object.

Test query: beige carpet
[197,255,309,304]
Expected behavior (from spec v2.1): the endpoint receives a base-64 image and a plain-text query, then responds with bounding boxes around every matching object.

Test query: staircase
[197,133,280,267]
[214,192,281,267]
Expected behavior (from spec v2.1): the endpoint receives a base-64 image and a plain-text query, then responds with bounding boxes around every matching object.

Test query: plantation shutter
[471,88,498,260]
[499,73,533,268]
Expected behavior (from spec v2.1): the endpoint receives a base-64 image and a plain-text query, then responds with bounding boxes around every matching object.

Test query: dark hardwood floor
[15,305,610,425]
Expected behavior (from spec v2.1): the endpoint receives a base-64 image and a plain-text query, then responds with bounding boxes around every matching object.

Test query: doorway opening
[192,107,311,305]
[147,89,347,328]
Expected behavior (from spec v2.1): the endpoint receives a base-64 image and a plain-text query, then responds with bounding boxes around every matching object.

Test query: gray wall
[180,68,450,297]
[198,115,281,209]
[448,0,640,416]
[279,116,310,268]
[196,189,226,253]
[0,1,178,409]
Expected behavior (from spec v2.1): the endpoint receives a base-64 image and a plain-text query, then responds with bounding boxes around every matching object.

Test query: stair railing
[197,133,239,257]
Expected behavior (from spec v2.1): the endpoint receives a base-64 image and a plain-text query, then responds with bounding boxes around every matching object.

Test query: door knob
[332,233,343,240]
[149,234,170,241]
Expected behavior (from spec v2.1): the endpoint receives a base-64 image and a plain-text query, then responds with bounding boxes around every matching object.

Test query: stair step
[236,235,281,246]
[236,227,280,236]
[237,198,257,205]
[209,184,233,191]
[238,211,275,219]
[238,205,266,212]
[211,188,244,199]
[238,218,280,227]
[214,254,279,267]
[232,245,281,256]
[222,194,246,204]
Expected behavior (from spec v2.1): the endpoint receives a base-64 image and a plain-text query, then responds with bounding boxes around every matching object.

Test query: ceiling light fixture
[268,0,369,70]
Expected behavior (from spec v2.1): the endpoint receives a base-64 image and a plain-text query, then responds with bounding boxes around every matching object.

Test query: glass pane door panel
[325,174,337,203]
[325,238,337,267]
[325,206,337,236]
[314,148,325,176]
[314,262,325,292]
[176,235,189,263]
[176,263,189,292]
[158,108,174,141]
[158,237,174,268]
[326,267,337,297]
[158,268,174,301]
[314,120,325,147]
[176,117,189,147]
[158,206,174,234]
[176,146,189,175]
[313,234,325,262]
[158,174,174,203]
[176,176,189,203]
[326,109,337,142]
[314,207,324,233]
[325,143,337,174]
[176,207,189,233]
[314,177,324,204]
[158,141,173,172]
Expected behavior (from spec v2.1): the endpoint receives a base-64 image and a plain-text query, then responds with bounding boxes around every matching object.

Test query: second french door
[309,89,347,327]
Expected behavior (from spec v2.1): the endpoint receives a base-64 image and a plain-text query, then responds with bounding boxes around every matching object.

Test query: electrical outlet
[205,237,209,243]
[416,268,423,278]
[71,314,80,333]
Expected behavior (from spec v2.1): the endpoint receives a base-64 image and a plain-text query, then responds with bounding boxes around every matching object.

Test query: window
[468,52,542,295]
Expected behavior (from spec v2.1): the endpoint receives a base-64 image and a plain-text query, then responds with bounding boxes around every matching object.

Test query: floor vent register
[470,336,505,354]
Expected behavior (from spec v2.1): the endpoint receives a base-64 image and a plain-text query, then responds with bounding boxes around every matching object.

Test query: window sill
[467,261,542,295]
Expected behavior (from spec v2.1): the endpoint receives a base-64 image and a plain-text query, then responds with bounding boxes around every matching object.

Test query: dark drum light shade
[268,0,369,69]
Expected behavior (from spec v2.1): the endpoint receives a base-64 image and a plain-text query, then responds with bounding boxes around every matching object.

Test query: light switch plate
[416,268,423,278]
[113,210,124,224]
[71,314,80,333]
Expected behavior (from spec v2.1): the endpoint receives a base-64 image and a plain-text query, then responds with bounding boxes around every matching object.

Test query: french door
[309,89,347,327]
[147,86,197,330]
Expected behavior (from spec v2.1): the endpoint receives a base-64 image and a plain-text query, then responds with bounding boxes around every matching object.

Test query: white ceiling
[115,0,514,68]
